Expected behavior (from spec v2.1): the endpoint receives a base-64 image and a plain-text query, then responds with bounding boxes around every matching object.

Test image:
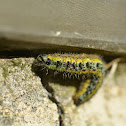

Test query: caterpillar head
[36,54,51,66]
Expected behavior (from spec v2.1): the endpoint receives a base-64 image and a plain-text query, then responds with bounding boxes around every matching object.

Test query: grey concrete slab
[0,0,126,56]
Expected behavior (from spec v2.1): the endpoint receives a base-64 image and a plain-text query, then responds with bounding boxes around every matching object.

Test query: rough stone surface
[0,57,126,126]
[0,58,59,126]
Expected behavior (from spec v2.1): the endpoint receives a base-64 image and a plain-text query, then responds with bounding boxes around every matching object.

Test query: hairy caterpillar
[36,53,105,105]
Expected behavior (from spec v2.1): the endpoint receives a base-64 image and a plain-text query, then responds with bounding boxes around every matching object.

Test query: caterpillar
[36,53,105,105]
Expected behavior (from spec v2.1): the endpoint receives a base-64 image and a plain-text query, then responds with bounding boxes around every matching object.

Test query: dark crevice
[48,94,65,126]
[0,49,125,66]
[32,62,65,126]
[41,78,65,126]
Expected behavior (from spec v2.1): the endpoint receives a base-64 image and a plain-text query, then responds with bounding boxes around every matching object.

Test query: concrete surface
[0,57,126,126]
[0,58,59,126]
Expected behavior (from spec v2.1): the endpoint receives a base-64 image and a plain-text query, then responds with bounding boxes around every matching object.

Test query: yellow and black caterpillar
[36,53,105,105]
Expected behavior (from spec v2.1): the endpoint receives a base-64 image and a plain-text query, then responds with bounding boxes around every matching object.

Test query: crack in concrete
[32,62,65,126]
